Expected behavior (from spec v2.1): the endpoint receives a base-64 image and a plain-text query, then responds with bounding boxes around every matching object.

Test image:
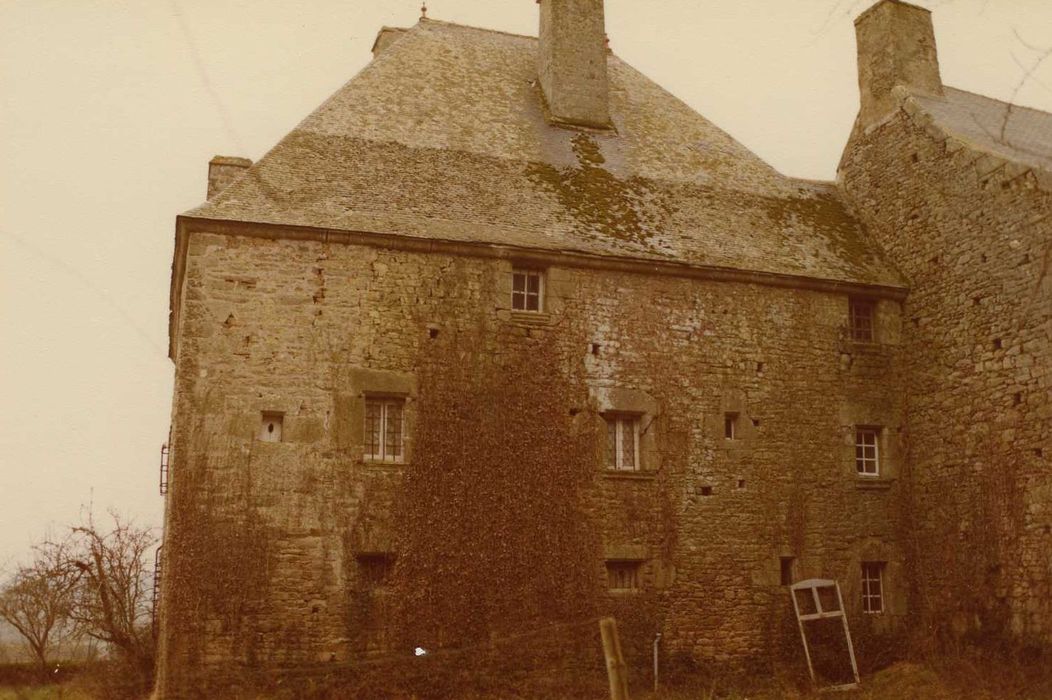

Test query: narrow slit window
[780,556,795,586]
[849,298,876,342]
[855,427,880,476]
[364,397,405,463]
[511,268,544,312]
[724,413,738,440]
[861,561,885,613]
[604,414,640,471]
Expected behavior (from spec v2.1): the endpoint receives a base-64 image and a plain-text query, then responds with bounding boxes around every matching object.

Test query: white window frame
[511,267,544,312]
[855,426,880,477]
[849,298,876,343]
[364,396,405,463]
[861,562,885,614]
[604,414,641,471]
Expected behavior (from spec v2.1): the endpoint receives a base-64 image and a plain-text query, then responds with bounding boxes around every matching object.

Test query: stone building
[156,0,1051,695]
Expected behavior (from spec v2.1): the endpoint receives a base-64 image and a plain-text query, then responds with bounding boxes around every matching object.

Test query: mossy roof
[185,18,905,289]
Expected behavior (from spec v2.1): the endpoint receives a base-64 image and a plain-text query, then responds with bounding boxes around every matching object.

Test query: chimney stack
[207,156,252,200]
[854,0,942,127]
[537,0,611,129]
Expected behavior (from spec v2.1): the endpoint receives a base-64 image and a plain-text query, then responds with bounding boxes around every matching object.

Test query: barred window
[849,298,875,342]
[604,414,639,471]
[861,561,885,614]
[855,427,880,476]
[364,397,405,463]
[606,561,641,591]
[511,268,544,312]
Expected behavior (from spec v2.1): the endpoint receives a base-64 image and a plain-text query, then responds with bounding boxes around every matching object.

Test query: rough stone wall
[840,108,1052,645]
[157,227,907,696]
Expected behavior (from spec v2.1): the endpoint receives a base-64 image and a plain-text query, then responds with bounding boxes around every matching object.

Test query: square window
[357,553,395,589]
[606,560,642,591]
[855,427,881,476]
[364,397,405,463]
[861,561,885,613]
[511,268,544,312]
[260,412,284,442]
[849,299,876,342]
[724,413,738,440]
[604,414,640,471]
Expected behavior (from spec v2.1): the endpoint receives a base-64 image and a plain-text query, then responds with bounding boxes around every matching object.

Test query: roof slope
[186,19,904,289]
[911,86,1052,176]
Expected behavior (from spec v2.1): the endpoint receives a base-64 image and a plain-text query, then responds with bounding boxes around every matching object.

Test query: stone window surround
[590,386,659,475]
[336,368,417,466]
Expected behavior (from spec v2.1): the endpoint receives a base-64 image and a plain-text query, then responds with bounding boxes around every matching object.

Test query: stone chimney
[855,0,943,127]
[371,27,408,58]
[537,0,611,129]
[207,156,252,200]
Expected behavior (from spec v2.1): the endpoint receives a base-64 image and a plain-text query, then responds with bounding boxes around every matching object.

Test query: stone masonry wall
[840,106,1052,645]
[157,227,908,696]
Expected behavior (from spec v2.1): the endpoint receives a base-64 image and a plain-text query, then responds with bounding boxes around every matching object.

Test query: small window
[724,413,738,440]
[357,554,395,589]
[604,414,640,471]
[855,427,880,477]
[606,561,641,591]
[849,298,875,342]
[364,397,405,463]
[861,562,885,613]
[780,556,796,586]
[511,268,544,312]
[260,412,283,442]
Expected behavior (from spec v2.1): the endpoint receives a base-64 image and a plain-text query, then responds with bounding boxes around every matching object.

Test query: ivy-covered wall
[156,228,907,697]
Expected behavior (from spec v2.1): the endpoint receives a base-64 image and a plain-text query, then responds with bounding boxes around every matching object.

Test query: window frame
[861,561,885,614]
[511,267,545,313]
[849,298,876,343]
[724,412,738,440]
[363,396,406,463]
[605,560,642,592]
[854,426,881,477]
[604,413,641,472]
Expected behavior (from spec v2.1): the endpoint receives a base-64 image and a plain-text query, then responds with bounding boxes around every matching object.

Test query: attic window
[511,268,544,312]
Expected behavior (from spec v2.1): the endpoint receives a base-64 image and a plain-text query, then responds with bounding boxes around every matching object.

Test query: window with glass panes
[511,268,543,312]
[861,562,885,613]
[364,397,405,462]
[849,298,875,342]
[855,427,880,476]
[605,414,640,471]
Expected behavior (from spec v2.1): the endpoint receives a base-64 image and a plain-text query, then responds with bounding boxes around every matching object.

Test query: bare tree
[61,512,157,673]
[0,538,80,676]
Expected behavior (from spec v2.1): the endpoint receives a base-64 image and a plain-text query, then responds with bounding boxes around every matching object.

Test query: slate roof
[911,86,1052,176]
[184,18,905,290]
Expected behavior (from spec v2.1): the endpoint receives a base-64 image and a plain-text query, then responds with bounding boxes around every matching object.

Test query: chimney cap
[854,0,931,26]
[209,155,252,167]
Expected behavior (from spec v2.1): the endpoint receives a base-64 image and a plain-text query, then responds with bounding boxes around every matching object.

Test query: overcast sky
[1,0,1050,569]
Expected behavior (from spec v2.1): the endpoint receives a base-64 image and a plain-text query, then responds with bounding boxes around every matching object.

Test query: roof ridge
[418,16,537,42]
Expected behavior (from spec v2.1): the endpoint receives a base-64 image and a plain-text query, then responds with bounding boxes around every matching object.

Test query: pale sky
[1,0,1050,569]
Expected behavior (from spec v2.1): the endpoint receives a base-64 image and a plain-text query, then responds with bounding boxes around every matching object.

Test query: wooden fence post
[599,617,630,700]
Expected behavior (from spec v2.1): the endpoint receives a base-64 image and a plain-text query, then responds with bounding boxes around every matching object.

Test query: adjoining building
[155,1,1052,696]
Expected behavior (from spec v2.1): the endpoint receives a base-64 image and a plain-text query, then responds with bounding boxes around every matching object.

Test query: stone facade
[840,95,1052,644]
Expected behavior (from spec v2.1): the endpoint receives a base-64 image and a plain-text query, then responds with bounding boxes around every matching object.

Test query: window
[604,414,640,471]
[861,562,885,613]
[780,556,796,586]
[606,561,641,591]
[724,413,738,440]
[855,427,880,476]
[364,397,405,462]
[357,554,395,589]
[849,298,875,342]
[260,412,283,442]
[511,268,543,312]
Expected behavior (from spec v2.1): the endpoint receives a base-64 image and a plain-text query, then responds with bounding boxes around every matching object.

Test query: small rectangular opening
[260,412,284,442]
[356,553,395,589]
[724,413,738,440]
[606,560,642,591]
[780,556,795,586]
